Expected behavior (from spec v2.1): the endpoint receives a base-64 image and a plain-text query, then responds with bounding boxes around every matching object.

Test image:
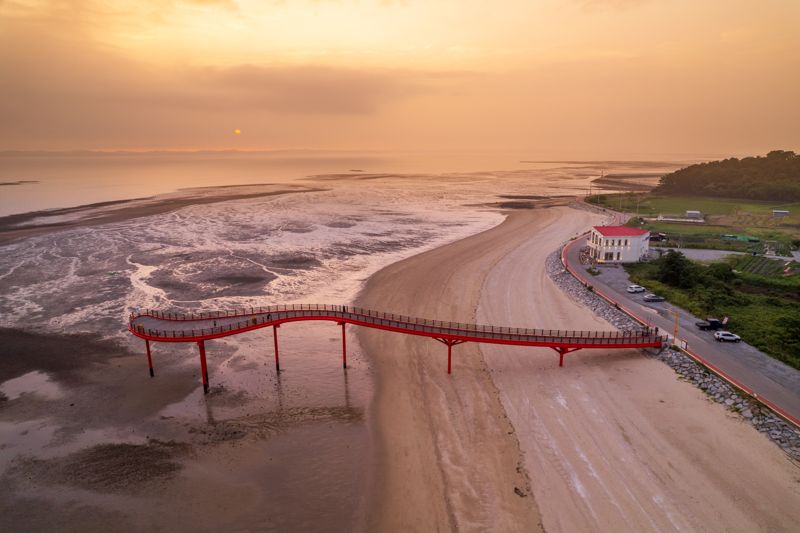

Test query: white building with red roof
[588,225,650,263]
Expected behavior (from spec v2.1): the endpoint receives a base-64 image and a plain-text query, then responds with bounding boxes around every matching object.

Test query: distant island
[654,150,800,201]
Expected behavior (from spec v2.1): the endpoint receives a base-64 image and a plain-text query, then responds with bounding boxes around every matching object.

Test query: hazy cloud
[576,0,650,10]
[0,18,448,148]
[1,0,798,155]
[182,0,237,6]
[194,65,420,114]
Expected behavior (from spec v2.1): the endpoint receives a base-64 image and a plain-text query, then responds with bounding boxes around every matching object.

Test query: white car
[714,331,741,343]
[626,284,645,293]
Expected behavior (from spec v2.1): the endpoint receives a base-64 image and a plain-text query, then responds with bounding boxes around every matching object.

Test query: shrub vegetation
[625,250,800,369]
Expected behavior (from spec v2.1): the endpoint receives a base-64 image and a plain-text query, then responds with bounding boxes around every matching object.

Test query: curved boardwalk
[129,304,664,392]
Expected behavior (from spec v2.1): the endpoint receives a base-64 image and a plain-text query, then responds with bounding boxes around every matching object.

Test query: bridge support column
[448,342,453,374]
[273,325,280,372]
[434,338,466,374]
[552,347,581,367]
[145,339,154,377]
[339,322,347,369]
[198,340,209,394]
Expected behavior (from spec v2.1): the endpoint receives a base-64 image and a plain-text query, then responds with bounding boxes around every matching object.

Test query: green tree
[706,262,735,283]
[654,150,800,201]
[658,250,697,288]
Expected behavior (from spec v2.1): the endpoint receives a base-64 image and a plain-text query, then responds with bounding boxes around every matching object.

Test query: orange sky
[1,0,798,157]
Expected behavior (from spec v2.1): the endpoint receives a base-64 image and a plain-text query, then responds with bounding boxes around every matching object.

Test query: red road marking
[561,235,800,429]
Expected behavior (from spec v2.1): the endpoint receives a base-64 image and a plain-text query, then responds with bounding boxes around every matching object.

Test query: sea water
[0,154,681,530]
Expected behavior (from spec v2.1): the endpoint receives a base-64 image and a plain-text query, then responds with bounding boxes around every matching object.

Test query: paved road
[567,236,800,423]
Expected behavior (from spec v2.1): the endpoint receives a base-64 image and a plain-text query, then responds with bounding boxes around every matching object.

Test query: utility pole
[667,308,680,347]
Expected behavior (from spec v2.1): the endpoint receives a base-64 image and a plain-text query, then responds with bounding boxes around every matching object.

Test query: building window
[616,252,621,260]
[624,239,628,246]
[604,252,614,260]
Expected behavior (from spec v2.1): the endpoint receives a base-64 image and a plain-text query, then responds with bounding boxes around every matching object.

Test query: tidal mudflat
[2,161,662,530]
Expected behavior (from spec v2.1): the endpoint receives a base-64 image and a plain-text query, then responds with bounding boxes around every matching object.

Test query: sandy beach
[356,207,558,531]
[358,204,800,531]
[1,178,797,531]
[5,0,798,528]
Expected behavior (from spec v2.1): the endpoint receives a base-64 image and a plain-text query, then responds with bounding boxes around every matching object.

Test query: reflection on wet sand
[0,161,683,530]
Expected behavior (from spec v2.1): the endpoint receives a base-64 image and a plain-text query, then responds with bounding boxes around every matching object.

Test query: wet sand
[0,323,372,532]
[358,204,800,531]
[0,185,323,245]
[0,172,504,531]
[3,187,798,531]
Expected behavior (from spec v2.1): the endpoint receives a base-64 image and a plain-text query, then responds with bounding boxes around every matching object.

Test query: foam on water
[0,165,678,405]
[0,162,678,530]
[1,176,505,335]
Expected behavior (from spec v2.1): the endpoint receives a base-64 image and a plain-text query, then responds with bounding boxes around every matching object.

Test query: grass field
[731,255,800,276]
[625,258,800,370]
[634,221,730,235]
[609,192,800,368]
[588,193,800,219]
[590,193,800,255]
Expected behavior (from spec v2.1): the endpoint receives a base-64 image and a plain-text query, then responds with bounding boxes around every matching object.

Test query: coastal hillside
[654,150,800,201]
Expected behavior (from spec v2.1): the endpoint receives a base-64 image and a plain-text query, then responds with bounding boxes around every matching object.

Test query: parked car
[626,284,645,293]
[643,293,665,302]
[714,331,741,343]
[696,318,724,331]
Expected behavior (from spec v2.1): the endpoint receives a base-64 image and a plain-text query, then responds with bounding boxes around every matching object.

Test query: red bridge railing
[128,304,665,393]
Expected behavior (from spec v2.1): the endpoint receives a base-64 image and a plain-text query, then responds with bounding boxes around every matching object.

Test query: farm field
[731,255,800,277]
[588,193,800,219]
[589,193,800,255]
[625,253,800,370]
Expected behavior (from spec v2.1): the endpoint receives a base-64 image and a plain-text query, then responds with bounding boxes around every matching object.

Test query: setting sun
[1,1,799,532]
[1,0,797,154]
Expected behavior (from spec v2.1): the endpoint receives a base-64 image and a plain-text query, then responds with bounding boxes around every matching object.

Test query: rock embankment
[546,248,800,461]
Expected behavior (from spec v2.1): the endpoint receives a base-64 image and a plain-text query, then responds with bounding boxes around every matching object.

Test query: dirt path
[478,206,800,531]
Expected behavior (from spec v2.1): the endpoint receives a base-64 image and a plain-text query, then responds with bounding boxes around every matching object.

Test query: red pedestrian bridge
[129,304,665,393]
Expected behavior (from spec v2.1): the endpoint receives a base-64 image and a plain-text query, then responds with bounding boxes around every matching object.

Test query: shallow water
[0,371,64,401]
[0,156,683,530]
